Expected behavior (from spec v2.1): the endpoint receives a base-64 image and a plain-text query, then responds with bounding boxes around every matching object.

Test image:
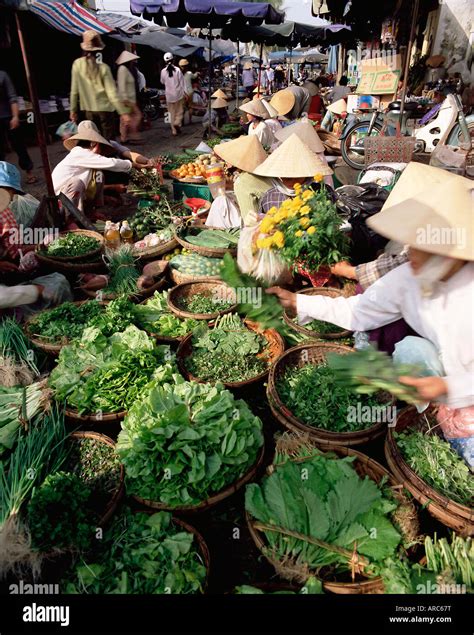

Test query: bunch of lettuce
[49,326,175,414]
[117,377,263,507]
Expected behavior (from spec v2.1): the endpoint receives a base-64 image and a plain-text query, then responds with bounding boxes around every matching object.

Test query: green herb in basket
[104,245,140,296]
[28,301,104,344]
[46,233,100,258]
[294,317,345,335]
[277,363,388,433]
[184,228,240,249]
[178,293,234,315]
[135,291,200,338]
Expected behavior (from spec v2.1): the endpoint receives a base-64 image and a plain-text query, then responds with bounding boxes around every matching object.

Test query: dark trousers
[0,117,33,171]
[83,111,116,141]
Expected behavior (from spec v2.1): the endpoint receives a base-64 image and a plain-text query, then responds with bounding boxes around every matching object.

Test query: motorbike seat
[388,100,418,112]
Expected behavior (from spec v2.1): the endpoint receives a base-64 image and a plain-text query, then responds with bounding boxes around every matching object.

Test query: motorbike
[140,88,161,122]
[340,93,473,170]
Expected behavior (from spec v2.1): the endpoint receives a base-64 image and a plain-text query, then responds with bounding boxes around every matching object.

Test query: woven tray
[175,226,238,258]
[167,280,237,320]
[170,269,221,285]
[134,237,178,260]
[37,229,104,262]
[283,288,352,341]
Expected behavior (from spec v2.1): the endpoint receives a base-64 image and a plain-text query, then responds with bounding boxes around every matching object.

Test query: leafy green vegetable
[185,314,268,383]
[62,510,206,594]
[49,326,175,414]
[0,317,39,377]
[134,291,200,338]
[235,577,323,594]
[28,301,104,343]
[424,534,473,589]
[46,233,100,258]
[117,377,263,507]
[178,293,234,315]
[27,471,96,552]
[327,346,421,404]
[103,245,140,296]
[0,382,47,455]
[395,420,474,507]
[277,363,387,432]
[294,317,345,335]
[87,296,139,338]
[184,228,240,249]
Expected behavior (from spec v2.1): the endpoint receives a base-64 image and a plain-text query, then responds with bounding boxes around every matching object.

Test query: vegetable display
[27,301,104,344]
[185,314,268,384]
[103,245,140,296]
[45,233,100,258]
[424,534,473,589]
[395,420,474,507]
[117,377,263,507]
[277,363,387,433]
[246,441,403,582]
[0,318,39,385]
[327,346,421,404]
[235,577,323,594]
[177,293,234,315]
[135,291,200,338]
[62,510,207,594]
[0,382,48,456]
[129,198,185,239]
[49,326,175,414]
[293,317,345,335]
[87,296,140,338]
[128,168,165,196]
[170,253,222,277]
[183,228,240,249]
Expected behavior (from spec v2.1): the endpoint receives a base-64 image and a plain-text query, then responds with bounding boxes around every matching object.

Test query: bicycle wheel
[341,121,383,170]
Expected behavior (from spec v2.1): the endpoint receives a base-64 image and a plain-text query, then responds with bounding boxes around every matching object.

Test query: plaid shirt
[0,207,20,260]
[356,249,409,290]
[258,187,290,215]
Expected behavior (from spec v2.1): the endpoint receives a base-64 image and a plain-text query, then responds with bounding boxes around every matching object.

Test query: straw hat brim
[214,135,268,173]
[179,59,189,66]
[211,89,227,99]
[269,90,295,116]
[64,129,112,151]
[239,100,269,119]
[367,174,474,260]
[328,99,347,115]
[253,134,333,178]
[0,189,11,214]
[261,99,278,119]
[116,51,140,65]
[211,98,228,109]
[275,118,324,153]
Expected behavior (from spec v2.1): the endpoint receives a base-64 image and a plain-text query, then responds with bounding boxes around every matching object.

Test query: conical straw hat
[261,99,278,118]
[367,164,473,260]
[116,50,139,65]
[275,118,324,153]
[269,89,295,116]
[239,99,269,119]
[253,134,333,178]
[253,85,265,93]
[64,120,112,150]
[213,135,268,173]
[211,89,228,100]
[0,189,10,214]
[327,99,347,115]
[211,98,228,109]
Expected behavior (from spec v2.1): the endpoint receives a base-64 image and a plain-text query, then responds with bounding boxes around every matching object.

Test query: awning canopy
[29,1,115,35]
[113,26,200,56]
[220,19,351,47]
[268,48,328,63]
[129,0,285,29]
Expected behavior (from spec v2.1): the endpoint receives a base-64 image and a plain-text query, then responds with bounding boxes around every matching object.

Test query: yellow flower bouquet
[256,181,349,274]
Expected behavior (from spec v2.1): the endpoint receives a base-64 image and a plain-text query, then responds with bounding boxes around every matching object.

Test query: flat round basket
[82,275,167,303]
[170,269,221,285]
[267,343,386,447]
[69,431,124,526]
[34,253,105,274]
[132,444,264,513]
[174,226,238,258]
[385,406,474,536]
[283,288,352,340]
[134,237,178,260]
[247,440,418,594]
[65,407,126,424]
[167,280,237,320]
[177,319,285,389]
[36,230,104,262]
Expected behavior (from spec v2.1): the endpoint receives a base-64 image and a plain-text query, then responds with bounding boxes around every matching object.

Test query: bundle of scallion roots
[0,318,40,387]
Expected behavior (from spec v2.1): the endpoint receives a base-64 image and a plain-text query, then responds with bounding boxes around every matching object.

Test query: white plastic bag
[237,225,290,286]
[205,194,241,229]
[10,193,40,228]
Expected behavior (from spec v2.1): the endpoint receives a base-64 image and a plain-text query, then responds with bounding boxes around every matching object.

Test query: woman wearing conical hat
[268,164,474,466]
[116,50,142,144]
[239,99,275,148]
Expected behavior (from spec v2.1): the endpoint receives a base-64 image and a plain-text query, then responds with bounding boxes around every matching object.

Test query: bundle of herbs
[49,325,176,415]
[117,377,263,507]
[134,291,200,338]
[62,509,207,594]
[45,233,100,258]
[276,362,389,433]
[0,318,39,386]
[177,293,234,315]
[185,313,268,384]
[183,228,240,249]
[424,534,473,589]
[103,245,140,296]
[27,301,104,345]
[128,168,167,196]
[395,417,474,507]
[129,198,184,239]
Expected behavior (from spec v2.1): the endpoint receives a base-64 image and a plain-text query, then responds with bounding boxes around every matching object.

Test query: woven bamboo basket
[267,343,386,447]
[170,269,221,285]
[65,407,126,424]
[134,237,178,260]
[177,319,285,389]
[174,226,238,258]
[283,288,352,341]
[133,444,265,513]
[385,406,474,536]
[69,431,124,526]
[247,439,419,594]
[36,229,104,262]
[82,275,167,303]
[34,253,105,274]
[167,280,237,320]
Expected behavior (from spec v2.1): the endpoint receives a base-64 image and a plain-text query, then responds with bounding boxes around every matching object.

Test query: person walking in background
[274,65,285,90]
[116,50,142,144]
[266,65,275,93]
[0,70,36,184]
[242,62,255,98]
[179,58,198,125]
[329,75,351,103]
[70,30,130,140]
[160,53,185,136]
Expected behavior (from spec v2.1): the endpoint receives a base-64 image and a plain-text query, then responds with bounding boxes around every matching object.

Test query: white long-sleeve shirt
[248,120,275,147]
[297,262,474,409]
[160,66,185,103]
[52,146,132,194]
[0,284,39,309]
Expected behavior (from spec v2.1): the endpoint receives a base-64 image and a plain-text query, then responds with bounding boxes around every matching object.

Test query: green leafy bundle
[117,378,263,507]
[134,291,200,338]
[246,446,402,580]
[103,245,140,296]
[424,534,473,589]
[220,254,284,332]
[185,314,267,383]
[87,296,140,338]
[0,317,40,381]
[184,228,240,249]
[178,293,234,315]
[28,301,104,344]
[327,346,421,404]
[277,363,386,433]
[63,510,206,594]
[27,471,96,552]
[0,382,47,456]
[295,317,345,335]
[49,326,175,414]
[46,233,100,258]
[395,425,474,507]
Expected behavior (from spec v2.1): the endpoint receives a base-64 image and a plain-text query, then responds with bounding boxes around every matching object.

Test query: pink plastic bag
[436,404,474,439]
